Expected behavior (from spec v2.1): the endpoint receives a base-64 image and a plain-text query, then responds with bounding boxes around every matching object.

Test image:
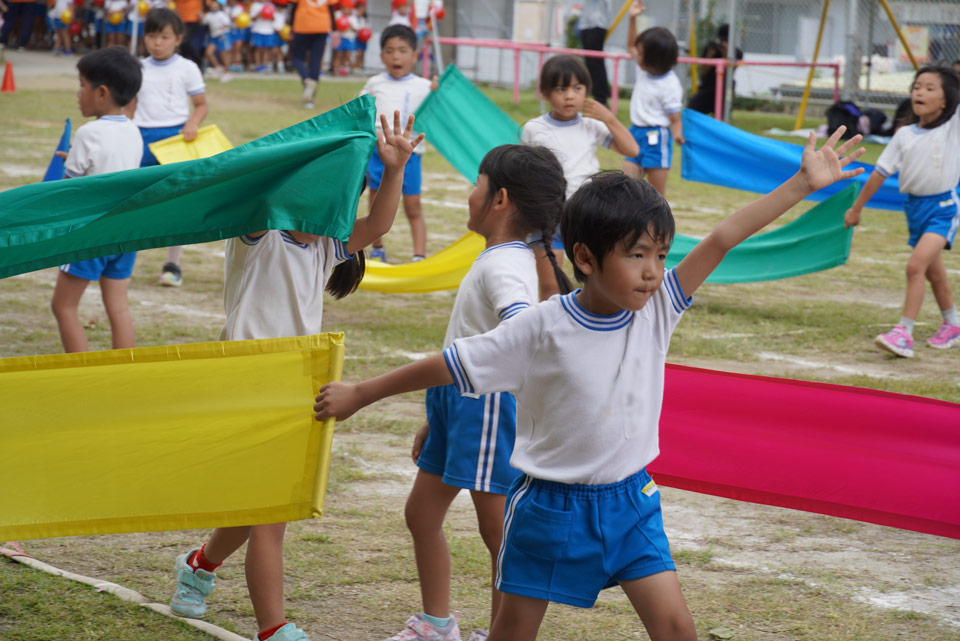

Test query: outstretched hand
[314,382,363,422]
[628,0,645,16]
[377,111,425,171]
[796,126,865,195]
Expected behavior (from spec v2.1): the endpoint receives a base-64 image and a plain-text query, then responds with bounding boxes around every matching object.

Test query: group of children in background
[41,0,960,636]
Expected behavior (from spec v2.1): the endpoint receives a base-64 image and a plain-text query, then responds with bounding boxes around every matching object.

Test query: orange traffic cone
[1,61,15,93]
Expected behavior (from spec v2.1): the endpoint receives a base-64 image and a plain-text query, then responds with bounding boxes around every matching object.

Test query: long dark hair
[325,247,365,299]
[901,66,960,130]
[477,145,573,294]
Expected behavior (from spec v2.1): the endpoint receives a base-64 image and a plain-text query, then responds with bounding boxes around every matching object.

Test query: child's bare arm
[626,0,644,57]
[181,94,208,142]
[844,170,886,227]
[314,354,453,421]
[345,111,424,254]
[668,111,684,144]
[583,98,639,158]
[676,128,865,297]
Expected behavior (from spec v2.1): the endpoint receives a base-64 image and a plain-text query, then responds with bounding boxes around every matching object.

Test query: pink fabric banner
[652,365,960,539]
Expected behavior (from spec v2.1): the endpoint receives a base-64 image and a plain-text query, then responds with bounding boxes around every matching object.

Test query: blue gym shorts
[626,125,673,169]
[251,32,274,48]
[366,148,421,195]
[103,20,127,34]
[138,124,186,167]
[335,36,357,51]
[419,385,521,495]
[127,20,144,37]
[60,252,137,281]
[497,468,676,608]
[210,34,231,52]
[905,189,960,250]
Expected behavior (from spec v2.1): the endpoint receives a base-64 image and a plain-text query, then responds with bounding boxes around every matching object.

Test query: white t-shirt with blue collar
[442,241,538,349]
[443,268,691,485]
[65,115,143,177]
[629,67,683,128]
[134,54,205,128]
[876,105,960,196]
[521,113,613,199]
[221,231,352,341]
[359,72,431,155]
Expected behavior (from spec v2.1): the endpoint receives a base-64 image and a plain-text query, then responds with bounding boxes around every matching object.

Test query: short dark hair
[144,8,184,36]
[539,54,592,95]
[902,66,960,130]
[561,172,675,282]
[634,27,679,76]
[380,24,417,50]
[76,46,142,106]
[716,23,730,41]
[478,144,573,294]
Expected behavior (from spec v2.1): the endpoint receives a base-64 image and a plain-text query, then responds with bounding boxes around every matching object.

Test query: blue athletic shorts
[251,32,274,48]
[905,190,959,250]
[138,124,185,167]
[103,20,127,34]
[419,385,521,495]
[127,20,144,37]
[366,149,421,195]
[626,125,673,169]
[60,252,137,281]
[336,36,357,51]
[53,18,67,30]
[210,34,230,51]
[230,27,250,42]
[497,468,676,608]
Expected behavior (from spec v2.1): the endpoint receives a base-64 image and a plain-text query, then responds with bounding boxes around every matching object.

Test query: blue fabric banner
[681,109,905,212]
[42,118,71,182]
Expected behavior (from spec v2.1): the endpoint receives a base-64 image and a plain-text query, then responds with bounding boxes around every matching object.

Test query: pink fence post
[513,48,521,105]
[714,62,725,120]
[611,58,620,116]
[833,64,840,102]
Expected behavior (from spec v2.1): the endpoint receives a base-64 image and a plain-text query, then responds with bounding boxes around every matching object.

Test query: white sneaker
[301,78,317,106]
[384,613,461,641]
[220,71,233,83]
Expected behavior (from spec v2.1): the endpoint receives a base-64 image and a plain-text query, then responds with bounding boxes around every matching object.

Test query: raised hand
[377,111,425,171]
[314,382,363,422]
[797,126,866,195]
[628,0,645,17]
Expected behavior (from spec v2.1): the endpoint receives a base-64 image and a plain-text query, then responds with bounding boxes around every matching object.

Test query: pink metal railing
[422,36,841,120]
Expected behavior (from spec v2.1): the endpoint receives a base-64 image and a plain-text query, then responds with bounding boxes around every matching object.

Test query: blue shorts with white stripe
[418,384,521,495]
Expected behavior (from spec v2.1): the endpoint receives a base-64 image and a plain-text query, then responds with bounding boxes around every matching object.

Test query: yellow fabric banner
[359,232,485,293]
[149,124,235,164]
[0,334,344,541]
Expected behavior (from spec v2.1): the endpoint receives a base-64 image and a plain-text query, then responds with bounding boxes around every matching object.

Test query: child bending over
[315,128,865,641]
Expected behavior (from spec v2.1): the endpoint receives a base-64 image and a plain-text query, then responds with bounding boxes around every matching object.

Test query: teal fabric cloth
[414,65,521,183]
[665,184,858,283]
[0,96,377,279]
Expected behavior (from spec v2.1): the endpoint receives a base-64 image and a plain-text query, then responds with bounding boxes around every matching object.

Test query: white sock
[942,306,959,326]
[898,317,915,335]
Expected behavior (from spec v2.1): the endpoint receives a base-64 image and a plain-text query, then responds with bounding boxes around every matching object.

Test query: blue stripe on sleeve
[664,269,692,314]
[497,302,530,320]
[442,345,474,395]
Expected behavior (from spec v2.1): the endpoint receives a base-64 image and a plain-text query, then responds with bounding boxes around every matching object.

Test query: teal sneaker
[262,623,310,640]
[170,548,216,618]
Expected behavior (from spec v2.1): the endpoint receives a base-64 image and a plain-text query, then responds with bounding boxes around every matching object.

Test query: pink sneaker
[927,322,960,349]
[384,613,461,641]
[874,325,914,358]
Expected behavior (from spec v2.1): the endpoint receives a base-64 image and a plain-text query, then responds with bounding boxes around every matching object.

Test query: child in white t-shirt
[48,0,73,55]
[380,145,568,641]
[103,0,129,47]
[522,53,639,300]
[169,113,425,641]
[131,7,207,287]
[249,0,277,72]
[202,0,233,79]
[315,130,866,641]
[52,47,144,353]
[388,0,410,26]
[844,66,960,356]
[624,0,684,198]
[360,24,437,262]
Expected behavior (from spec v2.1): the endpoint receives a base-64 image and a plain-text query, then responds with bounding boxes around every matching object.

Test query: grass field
[1,54,959,641]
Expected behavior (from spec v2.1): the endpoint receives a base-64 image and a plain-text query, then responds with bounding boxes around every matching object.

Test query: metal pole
[877,0,918,70]
[130,9,139,56]
[722,0,737,123]
[430,11,444,73]
[715,62,725,120]
[689,0,698,94]
[845,0,860,102]
[865,0,875,107]
[513,47,520,105]
[794,0,831,130]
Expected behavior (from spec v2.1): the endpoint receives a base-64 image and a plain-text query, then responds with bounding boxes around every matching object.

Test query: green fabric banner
[414,67,857,284]
[414,66,522,183]
[0,96,377,279]
[665,184,858,283]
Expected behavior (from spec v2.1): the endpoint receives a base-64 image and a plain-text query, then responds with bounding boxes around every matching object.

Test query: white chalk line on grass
[138,300,225,321]
[0,545,247,641]
[421,198,468,210]
[755,352,915,381]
